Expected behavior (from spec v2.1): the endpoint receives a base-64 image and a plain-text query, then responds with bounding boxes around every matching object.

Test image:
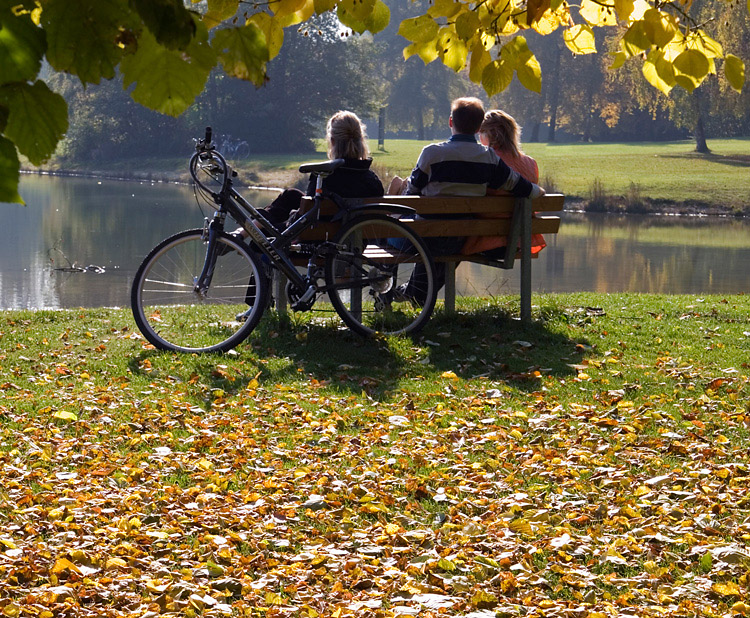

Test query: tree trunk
[582,56,595,142]
[416,106,425,141]
[547,44,562,143]
[693,88,710,153]
[378,107,386,151]
[529,76,547,143]
[207,70,218,124]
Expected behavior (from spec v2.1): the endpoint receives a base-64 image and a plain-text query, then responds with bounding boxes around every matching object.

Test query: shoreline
[21,167,748,218]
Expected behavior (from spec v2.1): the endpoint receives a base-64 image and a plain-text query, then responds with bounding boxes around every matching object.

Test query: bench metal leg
[444,261,456,314]
[520,198,532,322]
[274,269,288,315]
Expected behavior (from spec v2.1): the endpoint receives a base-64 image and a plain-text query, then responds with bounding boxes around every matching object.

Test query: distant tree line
[51,0,749,164]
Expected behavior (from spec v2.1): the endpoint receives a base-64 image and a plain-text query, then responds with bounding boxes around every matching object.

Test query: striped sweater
[405,134,535,198]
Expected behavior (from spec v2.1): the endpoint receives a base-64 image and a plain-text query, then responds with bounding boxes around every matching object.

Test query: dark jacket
[306,158,384,198]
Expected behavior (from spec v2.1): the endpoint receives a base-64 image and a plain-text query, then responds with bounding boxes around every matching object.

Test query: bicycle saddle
[298,159,345,175]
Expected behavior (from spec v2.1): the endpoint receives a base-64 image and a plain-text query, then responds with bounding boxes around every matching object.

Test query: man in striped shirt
[405,98,544,199]
[395,97,544,304]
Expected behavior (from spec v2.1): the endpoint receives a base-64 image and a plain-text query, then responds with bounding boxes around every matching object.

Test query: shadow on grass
[661,152,750,169]
[128,302,591,400]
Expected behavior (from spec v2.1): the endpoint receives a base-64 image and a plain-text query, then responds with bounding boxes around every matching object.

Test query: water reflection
[3,177,750,310]
[2,175,276,310]
[459,212,750,297]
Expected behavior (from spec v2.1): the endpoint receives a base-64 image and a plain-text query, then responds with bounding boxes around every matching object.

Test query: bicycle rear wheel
[131,229,269,353]
[325,215,437,337]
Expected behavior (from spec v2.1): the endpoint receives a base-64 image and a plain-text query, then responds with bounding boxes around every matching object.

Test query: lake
[2,174,750,310]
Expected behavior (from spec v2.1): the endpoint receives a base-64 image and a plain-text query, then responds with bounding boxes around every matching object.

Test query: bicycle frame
[195,156,332,308]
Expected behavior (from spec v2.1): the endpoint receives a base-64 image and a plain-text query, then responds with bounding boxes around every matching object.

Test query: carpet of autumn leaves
[1,294,750,618]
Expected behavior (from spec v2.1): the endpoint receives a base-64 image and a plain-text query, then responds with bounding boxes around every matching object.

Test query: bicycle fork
[194,217,224,297]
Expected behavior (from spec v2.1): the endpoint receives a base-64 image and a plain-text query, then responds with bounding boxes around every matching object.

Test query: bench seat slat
[296,216,560,241]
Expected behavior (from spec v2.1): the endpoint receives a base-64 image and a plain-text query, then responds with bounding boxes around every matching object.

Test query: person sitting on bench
[388,97,544,305]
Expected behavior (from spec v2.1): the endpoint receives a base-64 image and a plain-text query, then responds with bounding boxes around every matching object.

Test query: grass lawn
[1,293,750,616]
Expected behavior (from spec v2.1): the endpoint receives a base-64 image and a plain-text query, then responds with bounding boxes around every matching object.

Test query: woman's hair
[326,111,370,160]
[480,109,522,158]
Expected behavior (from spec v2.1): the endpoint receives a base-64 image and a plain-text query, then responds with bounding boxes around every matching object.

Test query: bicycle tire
[131,229,269,353]
[325,215,437,337]
[234,142,250,159]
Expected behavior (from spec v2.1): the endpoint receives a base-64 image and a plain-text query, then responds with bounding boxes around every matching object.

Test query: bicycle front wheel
[325,215,437,337]
[131,229,269,353]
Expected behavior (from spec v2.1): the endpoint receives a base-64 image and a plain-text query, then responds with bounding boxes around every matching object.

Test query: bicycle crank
[287,282,317,312]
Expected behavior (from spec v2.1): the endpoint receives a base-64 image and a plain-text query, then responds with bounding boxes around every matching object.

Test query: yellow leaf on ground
[106,557,129,570]
[712,581,741,596]
[52,557,81,575]
[509,518,533,535]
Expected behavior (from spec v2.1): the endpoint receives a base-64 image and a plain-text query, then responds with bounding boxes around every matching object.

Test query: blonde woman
[262,110,383,226]
[462,109,546,257]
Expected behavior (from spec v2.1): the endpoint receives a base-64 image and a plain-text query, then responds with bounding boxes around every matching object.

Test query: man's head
[450,97,485,135]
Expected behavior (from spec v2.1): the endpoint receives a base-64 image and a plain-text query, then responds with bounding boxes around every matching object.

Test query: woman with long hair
[262,110,383,226]
[462,109,546,258]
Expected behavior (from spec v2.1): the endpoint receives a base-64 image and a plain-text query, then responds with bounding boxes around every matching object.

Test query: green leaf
[340,0,389,34]
[563,24,597,55]
[481,59,513,97]
[42,0,131,84]
[0,81,68,166]
[0,136,23,204]
[614,0,635,21]
[673,49,709,84]
[688,33,723,59]
[469,39,491,83]
[272,0,309,18]
[0,5,46,84]
[609,50,627,70]
[724,54,745,93]
[336,0,382,33]
[249,12,284,60]
[437,26,467,72]
[398,15,439,44]
[642,9,677,49]
[455,10,480,41]
[203,0,239,30]
[121,23,216,116]
[427,0,463,19]
[517,53,542,92]
[526,0,551,24]
[212,23,269,86]
[403,40,439,64]
[129,0,197,50]
[580,0,617,26]
[642,51,674,95]
[621,21,651,57]
[363,0,390,34]
[313,0,337,13]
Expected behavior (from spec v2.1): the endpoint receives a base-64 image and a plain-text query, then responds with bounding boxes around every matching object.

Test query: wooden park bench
[273,193,565,322]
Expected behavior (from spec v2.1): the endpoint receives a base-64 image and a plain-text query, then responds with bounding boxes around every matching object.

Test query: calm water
[2,175,750,310]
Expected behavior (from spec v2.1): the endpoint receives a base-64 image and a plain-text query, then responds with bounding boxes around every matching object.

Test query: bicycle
[130,127,438,353]
[217,134,250,160]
